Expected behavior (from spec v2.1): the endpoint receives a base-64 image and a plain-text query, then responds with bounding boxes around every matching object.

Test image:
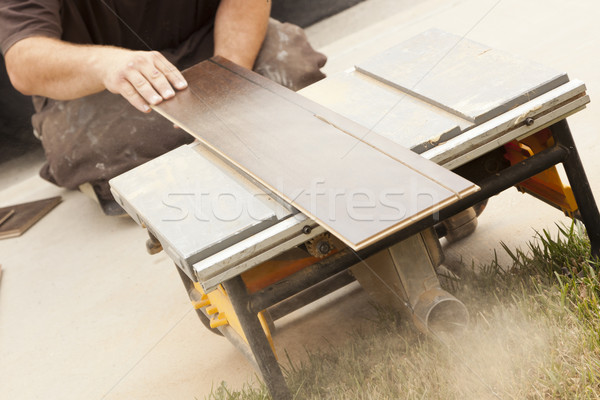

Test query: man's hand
[99,48,188,112]
[5,37,188,112]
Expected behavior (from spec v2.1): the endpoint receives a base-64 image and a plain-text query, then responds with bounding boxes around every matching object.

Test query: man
[1,0,326,214]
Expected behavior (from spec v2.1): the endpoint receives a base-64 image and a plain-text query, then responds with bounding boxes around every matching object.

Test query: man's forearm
[5,37,187,112]
[7,38,116,99]
[214,0,271,69]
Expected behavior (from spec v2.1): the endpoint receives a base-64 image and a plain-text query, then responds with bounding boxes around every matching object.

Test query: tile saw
[110,29,600,399]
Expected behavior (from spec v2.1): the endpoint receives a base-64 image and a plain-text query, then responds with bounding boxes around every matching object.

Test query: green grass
[207,222,600,399]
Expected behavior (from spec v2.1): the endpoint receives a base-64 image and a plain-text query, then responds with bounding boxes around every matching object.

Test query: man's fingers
[120,81,151,113]
[152,52,188,91]
[103,50,187,113]
[125,69,163,106]
[139,54,177,100]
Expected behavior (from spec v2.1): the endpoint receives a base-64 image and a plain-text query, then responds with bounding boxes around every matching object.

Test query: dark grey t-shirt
[0,0,219,57]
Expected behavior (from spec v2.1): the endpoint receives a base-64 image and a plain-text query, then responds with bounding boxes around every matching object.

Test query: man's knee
[254,18,327,91]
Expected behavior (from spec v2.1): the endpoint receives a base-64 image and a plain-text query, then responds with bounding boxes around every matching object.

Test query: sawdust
[281,286,580,399]
[430,298,559,399]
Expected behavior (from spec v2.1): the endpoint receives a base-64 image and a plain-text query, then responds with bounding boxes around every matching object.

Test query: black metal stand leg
[222,276,292,400]
[552,119,600,259]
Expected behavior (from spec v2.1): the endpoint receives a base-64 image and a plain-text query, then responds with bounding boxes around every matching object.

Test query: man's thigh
[34,91,193,191]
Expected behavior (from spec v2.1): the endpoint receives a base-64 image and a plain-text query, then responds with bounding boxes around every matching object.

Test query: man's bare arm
[4,37,187,112]
[214,0,271,69]
[6,1,269,111]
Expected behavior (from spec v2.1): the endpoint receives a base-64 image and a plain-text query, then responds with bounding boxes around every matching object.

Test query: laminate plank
[0,197,62,239]
[154,58,477,250]
[212,58,474,197]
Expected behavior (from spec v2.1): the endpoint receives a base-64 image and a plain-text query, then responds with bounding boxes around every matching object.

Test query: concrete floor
[1,0,600,399]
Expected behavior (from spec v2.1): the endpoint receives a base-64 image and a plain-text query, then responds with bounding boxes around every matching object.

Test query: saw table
[110,30,600,399]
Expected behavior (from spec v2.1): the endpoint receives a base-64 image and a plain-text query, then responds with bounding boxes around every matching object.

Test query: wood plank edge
[351,194,461,250]
[457,185,480,200]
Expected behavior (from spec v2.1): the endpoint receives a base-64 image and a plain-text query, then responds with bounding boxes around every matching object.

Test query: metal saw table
[110,30,600,399]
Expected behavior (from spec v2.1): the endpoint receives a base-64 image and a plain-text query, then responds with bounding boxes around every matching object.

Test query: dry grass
[207,222,600,399]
